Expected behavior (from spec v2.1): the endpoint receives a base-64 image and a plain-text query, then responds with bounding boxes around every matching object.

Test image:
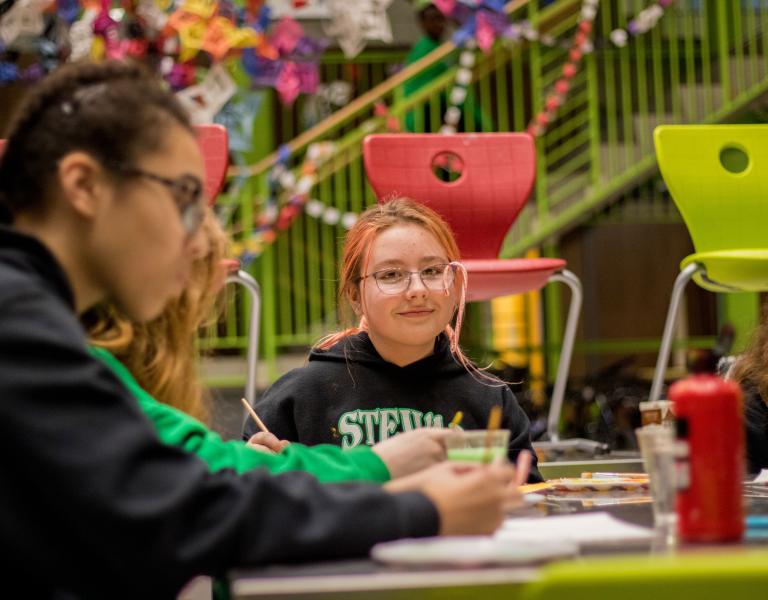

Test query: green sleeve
[88,347,390,484]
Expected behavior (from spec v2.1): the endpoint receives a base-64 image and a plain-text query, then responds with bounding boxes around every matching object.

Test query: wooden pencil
[241,398,269,434]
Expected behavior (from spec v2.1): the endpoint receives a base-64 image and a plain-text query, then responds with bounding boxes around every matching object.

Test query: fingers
[514,450,532,486]
[247,444,277,455]
[418,428,456,443]
[247,432,286,453]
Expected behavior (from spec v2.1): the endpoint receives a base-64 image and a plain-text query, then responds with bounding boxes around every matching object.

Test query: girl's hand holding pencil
[242,398,290,454]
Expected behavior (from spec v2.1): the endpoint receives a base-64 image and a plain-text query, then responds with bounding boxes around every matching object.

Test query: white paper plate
[371,536,577,567]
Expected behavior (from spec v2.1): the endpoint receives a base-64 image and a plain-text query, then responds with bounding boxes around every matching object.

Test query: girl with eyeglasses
[0,62,519,598]
[244,198,542,482]
[85,207,458,484]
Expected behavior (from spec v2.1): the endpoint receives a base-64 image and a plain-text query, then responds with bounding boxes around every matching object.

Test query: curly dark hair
[0,60,192,222]
[730,301,768,402]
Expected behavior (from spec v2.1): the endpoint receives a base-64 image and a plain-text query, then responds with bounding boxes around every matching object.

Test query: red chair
[195,124,260,410]
[363,133,596,452]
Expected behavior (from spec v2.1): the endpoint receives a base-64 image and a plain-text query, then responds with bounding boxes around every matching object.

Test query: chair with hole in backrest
[195,124,260,412]
[363,133,598,453]
[649,125,768,403]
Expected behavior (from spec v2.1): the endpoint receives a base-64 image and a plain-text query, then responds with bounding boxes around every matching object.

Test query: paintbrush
[241,398,269,434]
[483,405,502,464]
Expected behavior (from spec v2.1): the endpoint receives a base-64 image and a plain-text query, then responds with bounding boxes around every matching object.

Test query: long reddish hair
[317,197,488,378]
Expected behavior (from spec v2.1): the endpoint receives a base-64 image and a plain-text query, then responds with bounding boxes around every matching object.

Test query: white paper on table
[495,512,653,546]
[752,469,768,484]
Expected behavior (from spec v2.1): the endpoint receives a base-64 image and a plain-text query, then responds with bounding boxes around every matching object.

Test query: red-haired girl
[245,198,542,482]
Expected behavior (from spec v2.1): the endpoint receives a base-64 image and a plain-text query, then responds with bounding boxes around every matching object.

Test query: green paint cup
[445,429,510,463]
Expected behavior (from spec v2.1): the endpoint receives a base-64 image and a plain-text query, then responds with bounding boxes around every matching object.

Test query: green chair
[522,549,768,600]
[649,124,768,402]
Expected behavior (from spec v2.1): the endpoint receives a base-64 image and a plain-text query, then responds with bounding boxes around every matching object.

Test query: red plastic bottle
[669,374,744,543]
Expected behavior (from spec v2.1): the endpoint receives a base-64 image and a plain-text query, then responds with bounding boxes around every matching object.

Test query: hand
[372,428,453,479]
[385,461,521,535]
[246,432,290,454]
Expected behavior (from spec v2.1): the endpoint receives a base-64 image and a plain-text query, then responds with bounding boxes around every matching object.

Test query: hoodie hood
[308,331,467,378]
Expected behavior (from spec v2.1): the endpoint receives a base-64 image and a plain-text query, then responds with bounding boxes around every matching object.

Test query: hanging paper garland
[230,141,336,262]
[373,100,401,132]
[323,0,393,59]
[439,38,475,135]
[609,0,674,47]
[526,0,598,138]
[527,0,673,137]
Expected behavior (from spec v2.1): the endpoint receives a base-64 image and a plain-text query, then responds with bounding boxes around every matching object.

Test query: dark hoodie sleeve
[243,369,303,442]
[0,290,440,598]
[501,386,544,483]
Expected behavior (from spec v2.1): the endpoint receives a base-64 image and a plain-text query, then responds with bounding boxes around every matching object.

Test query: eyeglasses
[108,163,206,237]
[360,262,459,295]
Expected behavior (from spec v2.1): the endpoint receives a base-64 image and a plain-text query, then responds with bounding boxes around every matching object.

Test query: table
[229,491,768,600]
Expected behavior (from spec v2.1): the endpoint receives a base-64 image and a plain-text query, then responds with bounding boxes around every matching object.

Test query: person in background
[244,198,542,483]
[86,207,455,484]
[404,2,450,132]
[727,304,768,474]
[0,60,520,599]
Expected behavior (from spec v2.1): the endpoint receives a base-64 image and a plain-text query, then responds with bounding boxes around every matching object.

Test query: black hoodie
[0,227,438,599]
[245,332,543,483]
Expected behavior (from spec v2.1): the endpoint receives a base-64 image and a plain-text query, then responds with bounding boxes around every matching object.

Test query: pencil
[241,398,269,434]
[483,405,503,464]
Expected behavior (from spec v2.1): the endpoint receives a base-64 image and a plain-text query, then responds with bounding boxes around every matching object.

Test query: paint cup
[445,429,510,463]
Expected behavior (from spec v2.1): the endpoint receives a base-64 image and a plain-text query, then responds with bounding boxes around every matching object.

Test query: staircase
[215,0,768,379]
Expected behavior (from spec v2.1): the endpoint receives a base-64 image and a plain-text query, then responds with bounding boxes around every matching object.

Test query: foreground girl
[0,61,519,598]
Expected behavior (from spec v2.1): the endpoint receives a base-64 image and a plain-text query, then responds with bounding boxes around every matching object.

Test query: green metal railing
[213,0,768,380]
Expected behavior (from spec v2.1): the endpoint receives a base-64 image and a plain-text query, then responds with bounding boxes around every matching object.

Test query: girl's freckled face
[358,223,457,360]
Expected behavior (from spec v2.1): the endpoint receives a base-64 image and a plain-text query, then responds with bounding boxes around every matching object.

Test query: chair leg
[545,269,583,443]
[533,270,610,456]
[648,262,703,404]
[225,270,261,413]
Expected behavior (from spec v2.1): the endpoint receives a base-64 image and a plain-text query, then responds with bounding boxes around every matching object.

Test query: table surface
[229,488,768,600]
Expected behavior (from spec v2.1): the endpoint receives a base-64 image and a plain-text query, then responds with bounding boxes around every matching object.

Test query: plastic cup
[445,429,510,463]
[638,400,674,426]
[635,425,677,535]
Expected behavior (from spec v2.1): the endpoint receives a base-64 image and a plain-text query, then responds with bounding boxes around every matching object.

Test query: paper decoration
[527,0,598,138]
[610,0,674,47]
[230,141,338,262]
[373,100,400,132]
[323,0,393,59]
[435,0,513,55]
[215,90,263,152]
[242,15,326,105]
[176,63,237,124]
[0,0,48,47]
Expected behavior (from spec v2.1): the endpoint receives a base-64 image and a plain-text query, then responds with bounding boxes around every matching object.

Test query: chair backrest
[654,124,768,254]
[195,124,229,206]
[363,133,536,259]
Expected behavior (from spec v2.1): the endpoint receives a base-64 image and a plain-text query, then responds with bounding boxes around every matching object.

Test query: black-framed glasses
[108,163,206,237]
[360,262,459,295]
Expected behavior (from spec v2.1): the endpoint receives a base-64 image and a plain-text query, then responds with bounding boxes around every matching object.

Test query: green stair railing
[214,0,768,381]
